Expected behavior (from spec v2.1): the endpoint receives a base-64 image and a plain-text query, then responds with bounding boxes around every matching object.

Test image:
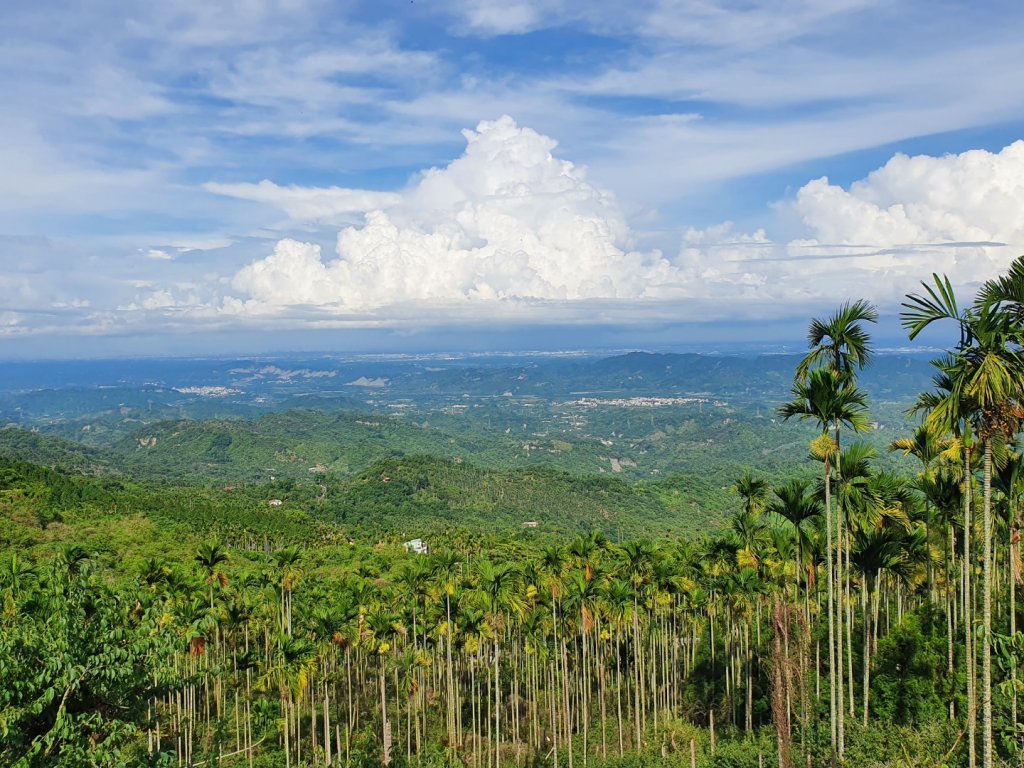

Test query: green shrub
[870,607,951,725]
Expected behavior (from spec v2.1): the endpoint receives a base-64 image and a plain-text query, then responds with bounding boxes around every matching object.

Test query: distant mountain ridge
[0,349,935,402]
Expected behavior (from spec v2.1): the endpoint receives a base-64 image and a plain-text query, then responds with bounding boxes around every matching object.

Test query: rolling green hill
[0,446,715,555]
[94,402,914,491]
[312,454,713,538]
[0,426,114,473]
[105,410,526,482]
[0,351,929,546]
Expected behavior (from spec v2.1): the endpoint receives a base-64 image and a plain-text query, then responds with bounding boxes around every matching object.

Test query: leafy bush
[870,606,954,725]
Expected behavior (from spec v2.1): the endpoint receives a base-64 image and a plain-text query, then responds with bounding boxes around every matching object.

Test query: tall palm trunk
[562,636,573,768]
[494,641,501,768]
[282,693,292,768]
[1011,502,1019,733]
[823,454,838,761]
[834,443,845,759]
[948,522,956,721]
[447,595,456,747]
[965,448,976,768]
[633,597,642,751]
[615,628,624,757]
[982,441,993,768]
[862,580,870,727]
[844,531,855,719]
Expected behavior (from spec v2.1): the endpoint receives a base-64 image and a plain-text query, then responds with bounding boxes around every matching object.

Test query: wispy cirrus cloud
[205,180,403,225]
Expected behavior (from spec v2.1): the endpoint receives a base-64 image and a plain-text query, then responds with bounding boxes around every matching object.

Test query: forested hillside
[4,260,1024,767]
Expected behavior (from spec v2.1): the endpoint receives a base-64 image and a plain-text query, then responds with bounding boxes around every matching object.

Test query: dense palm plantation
[4,259,1024,767]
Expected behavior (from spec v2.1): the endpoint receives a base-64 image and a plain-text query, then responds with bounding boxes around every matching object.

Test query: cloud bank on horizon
[1,0,1024,350]
[203,117,1023,325]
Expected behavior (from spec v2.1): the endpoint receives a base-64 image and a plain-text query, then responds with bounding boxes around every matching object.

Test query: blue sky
[2,0,1023,358]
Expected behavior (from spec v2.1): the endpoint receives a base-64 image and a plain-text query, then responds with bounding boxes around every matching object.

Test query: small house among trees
[403,538,428,554]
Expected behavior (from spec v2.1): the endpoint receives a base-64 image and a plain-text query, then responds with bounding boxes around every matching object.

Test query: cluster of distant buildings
[562,396,726,408]
[172,386,239,397]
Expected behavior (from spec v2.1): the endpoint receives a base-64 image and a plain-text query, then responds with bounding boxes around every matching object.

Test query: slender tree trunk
[495,642,501,768]
[772,597,793,768]
[283,695,291,768]
[562,636,573,768]
[845,534,855,719]
[1011,504,1019,738]
[550,659,559,768]
[965,447,977,768]
[823,456,838,762]
[862,579,871,726]
[447,595,456,747]
[948,522,956,721]
[745,622,753,734]
[324,679,332,766]
[381,665,392,766]
[834,446,845,760]
[296,686,302,766]
[583,628,591,766]
[598,619,608,761]
[615,629,624,757]
[633,599,642,751]
[982,441,993,768]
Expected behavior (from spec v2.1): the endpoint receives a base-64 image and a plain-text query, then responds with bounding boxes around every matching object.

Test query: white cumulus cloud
[679,142,1024,309]
[212,125,1024,328]
[229,116,681,314]
[793,141,1024,247]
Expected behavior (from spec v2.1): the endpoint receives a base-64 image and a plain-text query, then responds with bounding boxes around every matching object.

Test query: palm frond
[900,273,964,341]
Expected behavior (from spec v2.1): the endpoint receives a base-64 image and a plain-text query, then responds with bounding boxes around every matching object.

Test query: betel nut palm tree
[195,540,228,610]
[780,365,869,761]
[903,269,1024,768]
